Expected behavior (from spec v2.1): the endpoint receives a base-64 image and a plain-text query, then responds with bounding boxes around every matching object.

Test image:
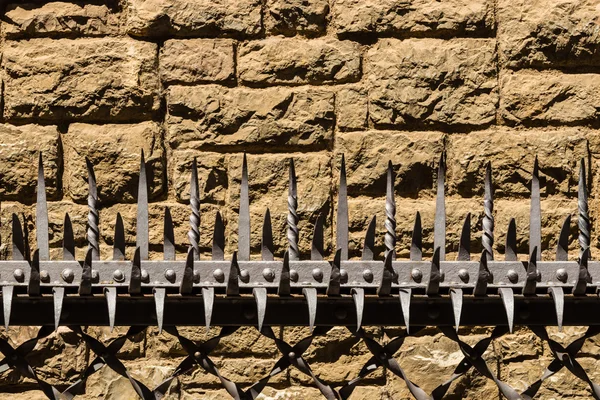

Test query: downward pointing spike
[530,157,541,261]
[362,216,376,261]
[12,214,25,261]
[262,209,274,261]
[129,247,142,295]
[579,159,590,260]
[36,153,49,261]
[434,152,446,261]
[189,157,200,260]
[202,287,215,332]
[227,252,240,296]
[253,288,267,332]
[113,213,125,261]
[53,287,65,331]
[278,251,290,296]
[213,211,225,261]
[137,150,149,260]
[2,286,13,330]
[385,161,396,259]
[79,248,93,296]
[449,289,463,332]
[399,289,411,334]
[164,207,175,261]
[105,287,117,332]
[154,288,166,334]
[327,249,342,296]
[180,248,194,295]
[63,213,75,261]
[287,159,299,261]
[523,246,538,296]
[311,213,324,261]
[337,155,349,260]
[556,215,571,261]
[86,157,100,261]
[505,219,518,261]
[457,213,471,261]
[377,251,394,296]
[303,288,318,333]
[426,247,441,296]
[239,154,250,261]
[498,288,515,333]
[352,288,365,331]
[411,212,423,261]
[548,287,564,332]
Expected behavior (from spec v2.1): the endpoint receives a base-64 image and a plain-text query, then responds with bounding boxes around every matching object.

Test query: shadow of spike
[362,216,376,261]
[129,247,142,295]
[457,213,470,261]
[410,212,422,261]
[63,213,75,261]
[505,218,518,261]
[523,246,538,296]
[164,207,175,261]
[278,251,290,296]
[180,248,194,295]
[262,209,274,261]
[311,213,324,261]
[12,213,25,261]
[556,215,571,261]
[79,249,93,296]
[113,213,126,261]
[426,247,441,296]
[327,249,342,296]
[212,211,225,261]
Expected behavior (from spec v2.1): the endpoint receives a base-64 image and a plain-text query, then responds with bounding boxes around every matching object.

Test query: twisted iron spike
[262,208,274,261]
[410,212,423,261]
[377,251,394,296]
[327,249,342,296]
[505,218,518,261]
[129,247,142,295]
[53,286,65,331]
[287,158,300,261]
[136,150,149,261]
[154,287,166,334]
[457,213,471,261]
[351,288,365,332]
[180,247,194,295]
[548,286,565,332]
[63,213,75,261]
[79,248,93,296]
[36,153,49,261]
[29,249,40,296]
[164,207,175,261]
[189,157,201,261]
[498,287,515,333]
[399,288,412,334]
[385,161,396,260]
[302,287,318,333]
[449,288,463,333]
[311,213,324,261]
[426,247,441,296]
[239,153,250,261]
[530,156,541,262]
[483,161,494,261]
[556,215,571,261]
[202,287,215,332]
[213,211,225,261]
[579,158,590,260]
[226,251,240,296]
[434,152,446,261]
[86,157,100,261]
[574,247,591,295]
[104,287,117,332]
[113,212,125,261]
[523,246,538,296]
[474,250,491,296]
[2,286,13,330]
[362,216,376,261]
[278,251,290,296]
[337,154,349,261]
[253,287,267,332]
[12,213,25,261]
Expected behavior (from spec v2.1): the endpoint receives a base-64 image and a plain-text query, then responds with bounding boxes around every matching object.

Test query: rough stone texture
[367,39,498,128]
[238,38,362,86]
[265,0,329,37]
[336,86,368,131]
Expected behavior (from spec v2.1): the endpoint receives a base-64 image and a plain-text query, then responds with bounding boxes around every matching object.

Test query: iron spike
[28,249,40,296]
[434,152,446,261]
[410,212,423,261]
[377,251,394,296]
[113,213,126,261]
[556,215,571,261]
[574,247,591,295]
[189,157,201,261]
[253,287,267,332]
[213,211,225,261]
[530,156,541,261]
[351,288,365,332]
[311,213,324,261]
[86,157,100,260]
[202,287,215,332]
[327,249,342,296]
[303,287,318,333]
[180,248,195,295]
[53,287,65,331]
[12,213,25,261]
[36,153,49,261]
[548,287,564,332]
[426,247,441,296]
[505,218,518,261]
[129,247,142,295]
[578,158,590,260]
[278,251,290,296]
[483,161,494,261]
[337,155,349,260]
[262,209,274,261]
[287,158,299,261]
[498,288,515,333]
[154,288,166,334]
[385,161,396,259]
[63,213,75,261]
[362,216,376,261]
[239,153,250,261]
[79,248,93,296]
[226,252,240,296]
[163,207,175,261]
[449,288,463,333]
[136,150,149,260]
[105,287,117,332]
[473,250,492,296]
[457,213,471,261]
[523,246,538,296]
[2,286,13,329]
[399,289,411,334]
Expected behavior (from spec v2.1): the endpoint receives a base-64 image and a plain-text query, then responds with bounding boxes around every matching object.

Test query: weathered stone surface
[0,124,60,202]
[160,39,235,85]
[126,0,262,38]
[2,38,159,123]
[335,87,368,131]
[265,0,329,37]
[62,122,165,204]
[4,2,121,39]
[332,0,495,38]
[238,38,361,86]
[367,39,497,127]
[167,85,334,150]
[500,70,600,126]
[498,0,600,68]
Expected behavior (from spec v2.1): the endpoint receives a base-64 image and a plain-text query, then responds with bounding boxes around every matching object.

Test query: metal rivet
[61,268,74,283]
[507,269,518,283]
[335,307,347,320]
[165,269,176,282]
[458,269,469,283]
[363,269,373,283]
[536,270,542,282]
[411,268,422,283]
[288,351,296,359]
[194,351,201,359]
[312,268,323,282]
[40,270,50,282]
[193,270,200,283]
[290,269,299,282]
[263,268,275,282]
[91,270,99,282]
[340,268,348,284]
[113,270,125,282]
[141,269,149,282]
[243,306,256,320]
[428,306,440,320]
[14,269,24,282]
[240,269,250,283]
[213,269,225,282]
[556,268,568,283]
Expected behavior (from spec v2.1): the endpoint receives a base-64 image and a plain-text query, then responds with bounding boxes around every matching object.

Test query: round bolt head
[165,269,176,282]
[213,269,225,282]
[288,351,296,359]
[312,268,323,282]
[536,270,542,282]
[411,268,423,283]
[335,307,347,320]
[340,268,348,284]
[240,269,250,283]
[262,268,275,282]
[141,269,149,282]
[14,269,25,282]
[61,268,74,283]
[363,269,374,283]
[289,269,299,282]
[193,270,200,283]
[556,268,568,283]
[113,270,125,282]
[194,351,201,359]
[91,270,99,282]
[507,269,519,283]
[40,270,50,282]
[458,268,469,283]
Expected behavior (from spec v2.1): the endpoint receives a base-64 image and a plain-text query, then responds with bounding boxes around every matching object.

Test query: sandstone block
[160,39,235,85]
[2,38,159,123]
[167,85,334,150]
[367,39,497,127]
[335,87,368,131]
[265,0,329,37]
[126,0,261,39]
[238,38,361,86]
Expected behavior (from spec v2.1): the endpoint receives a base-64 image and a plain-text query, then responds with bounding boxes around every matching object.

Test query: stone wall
[0,0,599,399]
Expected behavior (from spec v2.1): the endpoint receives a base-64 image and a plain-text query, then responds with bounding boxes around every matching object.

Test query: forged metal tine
[262,208,274,261]
[79,248,93,296]
[385,161,396,259]
[129,247,142,295]
[426,247,441,296]
[154,288,166,334]
[311,213,324,261]
[327,249,342,296]
[287,158,299,261]
[28,250,40,296]
[399,288,411,334]
[505,218,518,261]
[579,158,590,260]
[212,211,225,261]
[352,288,365,332]
[410,212,423,261]
[434,152,446,261]
[2,286,13,330]
[12,213,25,261]
[104,287,117,332]
[548,286,565,332]
[36,153,49,261]
[523,246,538,296]
[278,251,290,296]
[449,288,463,333]
[377,251,394,296]
[180,248,194,295]
[474,250,492,296]
[574,247,591,295]
[483,161,494,261]
[302,288,318,333]
[189,157,200,261]
[239,153,250,261]
[457,213,471,261]
[226,252,240,296]
[63,213,75,261]
[498,288,515,333]
[164,207,175,261]
[337,154,349,260]
[556,215,571,261]
[53,287,65,331]
[86,157,100,260]
[202,287,215,332]
[362,215,376,261]
[137,150,149,260]
[253,287,267,332]
[113,213,126,261]
[530,156,541,261]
